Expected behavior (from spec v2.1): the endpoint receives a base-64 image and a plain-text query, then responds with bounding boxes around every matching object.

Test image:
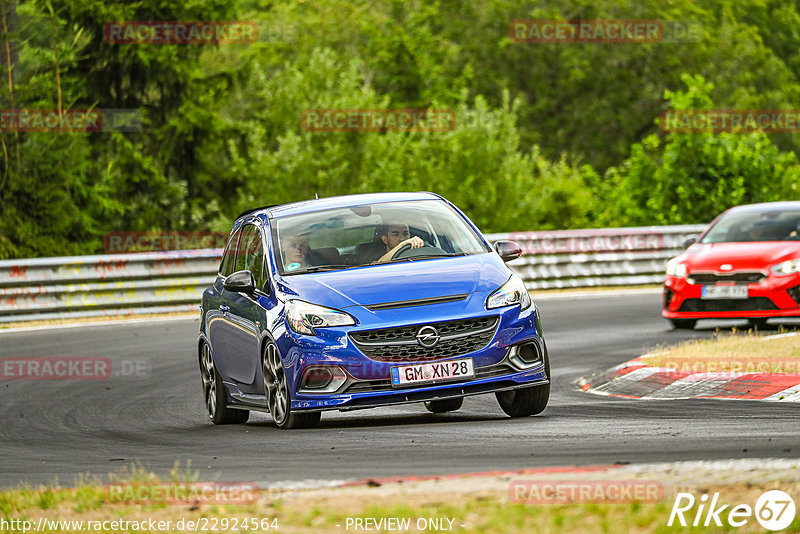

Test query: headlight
[666,260,688,278]
[486,274,532,310]
[771,259,800,276]
[285,300,355,335]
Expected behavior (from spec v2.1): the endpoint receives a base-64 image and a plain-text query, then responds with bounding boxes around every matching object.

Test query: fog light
[788,285,800,307]
[509,341,543,369]
[298,365,348,394]
[663,289,674,309]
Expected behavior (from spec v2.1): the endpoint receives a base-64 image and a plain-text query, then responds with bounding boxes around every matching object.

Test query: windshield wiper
[382,252,468,264]
[294,264,354,273]
[409,252,468,260]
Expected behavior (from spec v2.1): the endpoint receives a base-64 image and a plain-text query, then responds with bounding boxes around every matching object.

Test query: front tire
[262,343,320,429]
[424,397,463,413]
[669,318,697,330]
[200,342,249,425]
[496,341,550,417]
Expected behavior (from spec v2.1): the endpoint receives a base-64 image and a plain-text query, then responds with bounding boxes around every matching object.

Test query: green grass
[0,486,792,533]
[643,330,800,374]
[2,465,799,533]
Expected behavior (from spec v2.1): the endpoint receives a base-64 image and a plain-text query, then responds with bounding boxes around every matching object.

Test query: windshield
[272,199,490,274]
[700,208,800,243]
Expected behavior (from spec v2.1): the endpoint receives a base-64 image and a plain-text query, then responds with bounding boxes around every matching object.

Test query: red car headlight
[771,259,800,276]
[666,260,688,279]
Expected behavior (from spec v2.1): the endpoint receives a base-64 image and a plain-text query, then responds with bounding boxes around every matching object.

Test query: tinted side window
[235,225,257,273]
[236,224,268,291]
[219,229,241,277]
[252,243,267,292]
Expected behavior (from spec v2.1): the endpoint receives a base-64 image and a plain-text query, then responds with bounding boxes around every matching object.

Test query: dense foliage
[1,0,800,258]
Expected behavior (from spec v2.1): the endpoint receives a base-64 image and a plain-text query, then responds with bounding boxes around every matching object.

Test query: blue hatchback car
[198,192,550,428]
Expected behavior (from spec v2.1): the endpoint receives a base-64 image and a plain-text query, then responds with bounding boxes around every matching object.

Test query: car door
[207,227,241,378]
[218,223,270,392]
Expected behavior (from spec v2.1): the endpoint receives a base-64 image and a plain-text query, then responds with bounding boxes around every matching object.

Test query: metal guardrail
[0,225,705,323]
[0,250,221,323]
[487,224,706,290]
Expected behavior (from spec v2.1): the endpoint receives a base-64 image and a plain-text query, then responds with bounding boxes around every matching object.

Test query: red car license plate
[701,285,748,299]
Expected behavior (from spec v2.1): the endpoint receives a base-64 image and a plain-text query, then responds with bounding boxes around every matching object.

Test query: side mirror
[681,234,699,248]
[223,270,256,294]
[493,240,523,262]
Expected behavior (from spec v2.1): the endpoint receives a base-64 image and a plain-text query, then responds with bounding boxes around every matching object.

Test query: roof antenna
[315,192,319,199]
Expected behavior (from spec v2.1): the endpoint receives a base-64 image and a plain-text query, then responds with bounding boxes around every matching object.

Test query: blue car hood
[276,253,510,309]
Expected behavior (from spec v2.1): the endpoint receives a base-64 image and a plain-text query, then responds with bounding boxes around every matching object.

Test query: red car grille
[678,297,778,312]
[688,271,767,285]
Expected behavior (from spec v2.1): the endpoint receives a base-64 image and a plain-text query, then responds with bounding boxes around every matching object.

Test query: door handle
[219,304,230,313]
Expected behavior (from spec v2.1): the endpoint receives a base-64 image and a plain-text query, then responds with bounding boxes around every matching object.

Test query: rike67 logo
[669,490,796,530]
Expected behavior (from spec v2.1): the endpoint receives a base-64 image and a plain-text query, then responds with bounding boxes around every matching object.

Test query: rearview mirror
[223,270,256,294]
[493,240,523,262]
[681,234,699,248]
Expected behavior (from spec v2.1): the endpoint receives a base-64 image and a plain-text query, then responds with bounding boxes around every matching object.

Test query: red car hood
[681,242,800,271]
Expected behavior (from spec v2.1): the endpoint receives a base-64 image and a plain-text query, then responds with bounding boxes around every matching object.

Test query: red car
[663,202,800,329]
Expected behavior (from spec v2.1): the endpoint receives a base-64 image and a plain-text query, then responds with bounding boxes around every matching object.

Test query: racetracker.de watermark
[661,109,800,133]
[652,358,800,374]
[104,231,228,253]
[508,229,666,255]
[105,482,259,504]
[301,109,456,132]
[509,19,703,43]
[509,480,664,504]
[0,108,142,132]
[1,357,151,380]
[104,21,259,44]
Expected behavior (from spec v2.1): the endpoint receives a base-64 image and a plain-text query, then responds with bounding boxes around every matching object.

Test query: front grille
[349,316,499,363]
[678,297,778,312]
[688,271,766,285]
[343,362,516,393]
[788,285,800,307]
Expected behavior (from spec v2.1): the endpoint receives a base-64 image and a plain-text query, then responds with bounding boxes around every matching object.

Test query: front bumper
[276,296,547,411]
[295,359,548,412]
[662,273,800,319]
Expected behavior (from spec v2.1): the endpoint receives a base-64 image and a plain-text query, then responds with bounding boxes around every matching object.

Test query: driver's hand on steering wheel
[399,236,424,250]
[376,236,425,263]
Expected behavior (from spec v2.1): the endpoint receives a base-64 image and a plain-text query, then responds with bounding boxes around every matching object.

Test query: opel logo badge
[415,326,440,348]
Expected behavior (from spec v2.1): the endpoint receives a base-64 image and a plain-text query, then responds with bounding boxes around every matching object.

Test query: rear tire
[496,340,550,417]
[424,397,463,413]
[262,343,321,429]
[669,319,696,330]
[200,342,249,425]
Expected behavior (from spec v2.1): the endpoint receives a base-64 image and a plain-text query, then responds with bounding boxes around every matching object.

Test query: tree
[601,73,800,226]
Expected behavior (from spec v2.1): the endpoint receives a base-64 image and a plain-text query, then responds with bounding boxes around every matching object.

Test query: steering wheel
[391,243,448,261]
[391,243,413,260]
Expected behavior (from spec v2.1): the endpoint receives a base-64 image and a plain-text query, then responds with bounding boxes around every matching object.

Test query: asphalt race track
[2,290,799,488]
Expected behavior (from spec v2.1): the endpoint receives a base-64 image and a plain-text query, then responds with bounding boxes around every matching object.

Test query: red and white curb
[577,346,800,402]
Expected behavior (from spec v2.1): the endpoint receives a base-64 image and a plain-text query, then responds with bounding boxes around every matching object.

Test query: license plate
[701,285,748,300]
[390,358,474,386]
